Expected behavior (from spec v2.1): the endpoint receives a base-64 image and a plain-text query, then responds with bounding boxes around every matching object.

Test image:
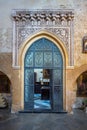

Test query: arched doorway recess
[77,71,87,97]
[24,38,64,112]
[0,71,12,109]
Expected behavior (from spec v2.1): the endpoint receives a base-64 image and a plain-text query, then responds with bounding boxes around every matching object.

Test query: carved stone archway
[11,9,74,112]
[19,32,66,111]
[12,9,74,68]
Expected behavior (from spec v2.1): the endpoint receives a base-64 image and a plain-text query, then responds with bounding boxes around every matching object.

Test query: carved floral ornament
[11,10,74,68]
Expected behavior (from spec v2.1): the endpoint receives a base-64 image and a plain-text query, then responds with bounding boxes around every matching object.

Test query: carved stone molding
[12,9,74,25]
[12,9,74,68]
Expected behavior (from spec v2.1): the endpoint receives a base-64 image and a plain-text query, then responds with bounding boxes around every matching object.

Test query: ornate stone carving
[17,27,69,50]
[12,9,74,67]
[12,10,74,25]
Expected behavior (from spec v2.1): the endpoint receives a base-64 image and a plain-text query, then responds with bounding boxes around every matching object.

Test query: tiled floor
[34,94,51,109]
[34,99,51,109]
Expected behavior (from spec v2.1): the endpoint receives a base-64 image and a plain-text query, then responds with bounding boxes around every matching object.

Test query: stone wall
[0,0,87,112]
[0,53,12,76]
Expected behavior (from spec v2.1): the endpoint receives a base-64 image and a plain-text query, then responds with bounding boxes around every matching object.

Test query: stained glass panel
[25,85,29,102]
[35,52,43,67]
[24,69,34,104]
[43,39,52,50]
[53,69,62,85]
[53,45,60,51]
[44,52,52,67]
[34,39,43,50]
[25,69,34,85]
[25,52,33,67]
[53,52,62,67]
[53,86,60,110]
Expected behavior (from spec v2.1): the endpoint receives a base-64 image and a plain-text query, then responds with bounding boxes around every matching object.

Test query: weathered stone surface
[0,53,12,74]
[0,28,12,52]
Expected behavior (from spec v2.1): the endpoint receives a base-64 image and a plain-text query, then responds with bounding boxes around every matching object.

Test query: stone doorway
[24,38,63,112]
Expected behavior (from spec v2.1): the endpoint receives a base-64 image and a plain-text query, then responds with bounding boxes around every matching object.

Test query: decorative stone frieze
[12,10,74,24]
[12,9,74,68]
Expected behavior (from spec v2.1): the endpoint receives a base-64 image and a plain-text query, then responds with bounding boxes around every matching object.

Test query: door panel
[53,69,63,112]
[24,69,34,110]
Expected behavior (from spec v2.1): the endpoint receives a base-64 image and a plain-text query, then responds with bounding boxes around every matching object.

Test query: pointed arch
[19,30,68,111]
[19,30,69,67]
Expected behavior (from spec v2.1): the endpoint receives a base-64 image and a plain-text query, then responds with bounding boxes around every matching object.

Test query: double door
[24,38,63,112]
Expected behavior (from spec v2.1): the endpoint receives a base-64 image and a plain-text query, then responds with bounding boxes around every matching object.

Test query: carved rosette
[12,9,74,67]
